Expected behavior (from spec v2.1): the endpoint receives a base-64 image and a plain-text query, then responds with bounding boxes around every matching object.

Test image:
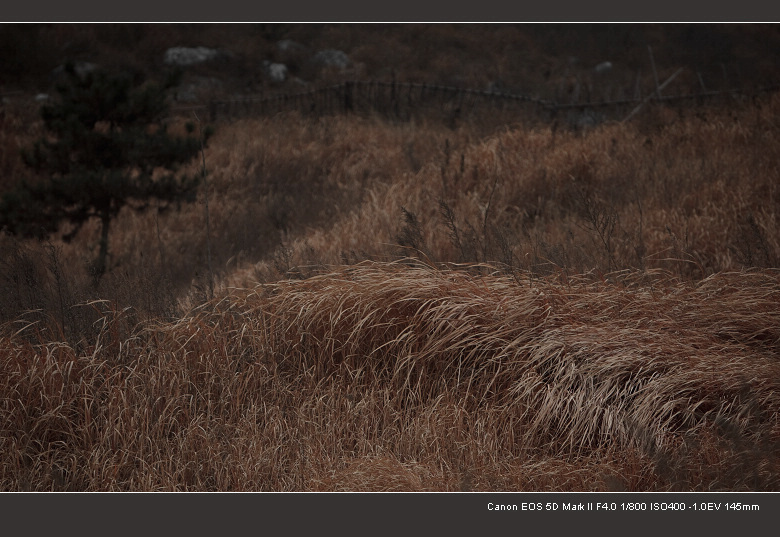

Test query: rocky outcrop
[311,49,350,70]
[164,47,221,67]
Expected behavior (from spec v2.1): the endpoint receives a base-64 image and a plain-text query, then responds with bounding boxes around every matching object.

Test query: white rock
[164,47,221,66]
[276,39,305,53]
[312,49,350,70]
[263,61,288,83]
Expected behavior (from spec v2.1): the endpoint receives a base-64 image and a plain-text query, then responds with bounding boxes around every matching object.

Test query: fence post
[391,74,398,118]
[344,81,354,113]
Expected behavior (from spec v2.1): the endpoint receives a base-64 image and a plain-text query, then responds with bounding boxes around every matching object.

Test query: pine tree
[0,63,211,280]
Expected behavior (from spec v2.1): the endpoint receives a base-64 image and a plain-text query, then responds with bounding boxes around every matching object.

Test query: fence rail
[172,79,780,128]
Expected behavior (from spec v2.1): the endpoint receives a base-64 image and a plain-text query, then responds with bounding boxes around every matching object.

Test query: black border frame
[2,10,780,536]
[2,2,780,23]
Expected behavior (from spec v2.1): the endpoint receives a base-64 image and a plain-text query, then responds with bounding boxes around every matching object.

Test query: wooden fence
[173,79,780,128]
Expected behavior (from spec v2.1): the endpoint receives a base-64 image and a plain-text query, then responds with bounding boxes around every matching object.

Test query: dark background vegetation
[2,24,778,94]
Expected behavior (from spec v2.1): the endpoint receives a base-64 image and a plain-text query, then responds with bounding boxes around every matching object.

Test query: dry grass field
[1,25,779,491]
[2,262,779,491]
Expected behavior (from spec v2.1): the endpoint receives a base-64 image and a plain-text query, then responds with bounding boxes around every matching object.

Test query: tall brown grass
[4,91,777,304]
[2,261,778,491]
[210,93,780,288]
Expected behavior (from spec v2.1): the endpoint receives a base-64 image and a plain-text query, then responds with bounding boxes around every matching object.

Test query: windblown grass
[3,261,778,491]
